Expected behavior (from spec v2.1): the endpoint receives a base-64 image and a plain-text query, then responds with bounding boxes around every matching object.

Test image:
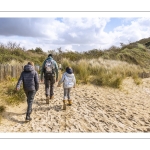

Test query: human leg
[50,76,55,99]
[62,88,68,110]
[63,88,68,100]
[45,79,50,104]
[68,88,72,106]
[45,79,50,97]
[26,90,36,121]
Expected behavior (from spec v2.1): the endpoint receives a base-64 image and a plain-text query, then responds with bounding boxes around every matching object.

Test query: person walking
[16,62,39,122]
[57,66,76,110]
[40,54,58,104]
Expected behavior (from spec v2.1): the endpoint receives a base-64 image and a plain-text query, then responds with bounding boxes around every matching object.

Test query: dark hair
[66,66,73,74]
[48,54,53,57]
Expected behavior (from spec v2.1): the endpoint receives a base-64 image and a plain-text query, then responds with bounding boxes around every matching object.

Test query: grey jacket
[58,72,76,88]
[16,64,39,91]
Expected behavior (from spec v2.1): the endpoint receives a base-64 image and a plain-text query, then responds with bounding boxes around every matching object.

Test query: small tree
[35,47,43,53]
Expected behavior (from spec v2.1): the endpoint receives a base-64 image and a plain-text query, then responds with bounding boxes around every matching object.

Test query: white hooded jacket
[58,72,76,88]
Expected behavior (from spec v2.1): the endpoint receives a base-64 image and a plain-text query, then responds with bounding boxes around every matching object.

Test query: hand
[16,87,20,91]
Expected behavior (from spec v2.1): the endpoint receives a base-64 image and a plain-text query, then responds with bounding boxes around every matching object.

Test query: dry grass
[0,105,5,114]
[0,78,26,106]
[8,60,28,66]
[61,57,144,88]
[0,105,5,123]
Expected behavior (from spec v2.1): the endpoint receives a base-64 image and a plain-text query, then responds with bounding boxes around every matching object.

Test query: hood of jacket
[24,64,34,72]
[64,72,74,77]
[46,56,53,61]
[66,67,73,74]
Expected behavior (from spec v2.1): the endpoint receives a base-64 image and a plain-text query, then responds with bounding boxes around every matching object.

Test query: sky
[0,17,150,52]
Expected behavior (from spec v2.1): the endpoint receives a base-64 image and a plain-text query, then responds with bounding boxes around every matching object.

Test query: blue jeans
[25,90,36,114]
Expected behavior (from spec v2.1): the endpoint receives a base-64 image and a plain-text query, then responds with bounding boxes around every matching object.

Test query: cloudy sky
[0,17,150,52]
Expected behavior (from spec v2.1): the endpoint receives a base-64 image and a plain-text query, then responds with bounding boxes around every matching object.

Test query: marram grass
[0,78,26,105]
[61,57,144,88]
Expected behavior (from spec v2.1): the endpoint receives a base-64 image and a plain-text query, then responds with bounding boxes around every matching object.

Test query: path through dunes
[0,77,150,132]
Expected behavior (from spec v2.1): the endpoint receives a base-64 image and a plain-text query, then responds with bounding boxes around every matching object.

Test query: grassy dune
[0,38,150,117]
[61,57,143,88]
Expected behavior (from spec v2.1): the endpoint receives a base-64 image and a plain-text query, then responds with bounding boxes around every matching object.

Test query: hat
[66,67,73,74]
[48,54,53,57]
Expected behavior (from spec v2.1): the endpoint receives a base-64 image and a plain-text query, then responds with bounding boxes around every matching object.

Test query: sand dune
[0,77,150,132]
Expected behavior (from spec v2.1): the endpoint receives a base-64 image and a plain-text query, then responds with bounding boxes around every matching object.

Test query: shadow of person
[35,101,47,106]
[2,111,26,124]
[53,105,62,112]
[33,104,62,112]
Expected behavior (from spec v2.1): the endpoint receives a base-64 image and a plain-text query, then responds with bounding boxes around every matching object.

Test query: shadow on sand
[2,111,26,124]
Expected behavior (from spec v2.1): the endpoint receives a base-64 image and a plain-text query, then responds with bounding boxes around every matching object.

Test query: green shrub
[5,83,26,105]
[0,105,5,114]
[0,105,6,123]
[0,79,26,105]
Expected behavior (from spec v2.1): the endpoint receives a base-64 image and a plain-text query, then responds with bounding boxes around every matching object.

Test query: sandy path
[0,77,150,132]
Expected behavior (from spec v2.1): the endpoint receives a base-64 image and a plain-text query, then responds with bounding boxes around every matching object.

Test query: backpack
[44,59,55,79]
[64,74,74,88]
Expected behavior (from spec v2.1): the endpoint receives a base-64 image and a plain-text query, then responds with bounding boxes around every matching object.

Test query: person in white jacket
[57,66,76,110]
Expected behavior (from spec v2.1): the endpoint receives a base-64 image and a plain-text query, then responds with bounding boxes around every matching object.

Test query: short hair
[66,66,73,74]
[66,66,71,70]
[48,54,53,57]
[28,61,34,66]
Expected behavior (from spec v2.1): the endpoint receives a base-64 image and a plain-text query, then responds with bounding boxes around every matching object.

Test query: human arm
[57,73,65,87]
[34,71,39,91]
[16,72,23,90]
[40,60,46,81]
[54,61,59,82]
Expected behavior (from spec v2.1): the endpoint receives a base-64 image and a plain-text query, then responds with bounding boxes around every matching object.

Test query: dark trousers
[25,90,36,114]
[44,77,55,97]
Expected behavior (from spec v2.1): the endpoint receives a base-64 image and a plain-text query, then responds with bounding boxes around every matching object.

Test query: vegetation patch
[0,105,5,114]
[0,105,6,122]
[61,58,144,88]
[0,78,26,105]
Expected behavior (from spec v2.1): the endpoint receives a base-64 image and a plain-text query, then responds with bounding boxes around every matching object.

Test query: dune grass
[0,77,26,105]
[61,58,144,88]
[0,105,5,113]
[0,105,6,122]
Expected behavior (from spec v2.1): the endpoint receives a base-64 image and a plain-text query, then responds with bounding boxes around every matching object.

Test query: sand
[0,77,150,132]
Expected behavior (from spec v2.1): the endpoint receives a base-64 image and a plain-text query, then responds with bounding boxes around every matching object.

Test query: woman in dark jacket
[16,62,39,122]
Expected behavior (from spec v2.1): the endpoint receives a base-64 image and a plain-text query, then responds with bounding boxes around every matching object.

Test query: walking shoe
[25,114,32,122]
[62,100,66,110]
[50,95,54,99]
[68,100,72,106]
[46,96,49,104]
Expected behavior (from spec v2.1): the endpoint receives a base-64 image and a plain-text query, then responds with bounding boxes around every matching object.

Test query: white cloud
[0,17,150,52]
[106,18,150,47]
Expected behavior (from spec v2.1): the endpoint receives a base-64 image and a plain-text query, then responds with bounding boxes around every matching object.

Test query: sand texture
[0,77,150,132]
